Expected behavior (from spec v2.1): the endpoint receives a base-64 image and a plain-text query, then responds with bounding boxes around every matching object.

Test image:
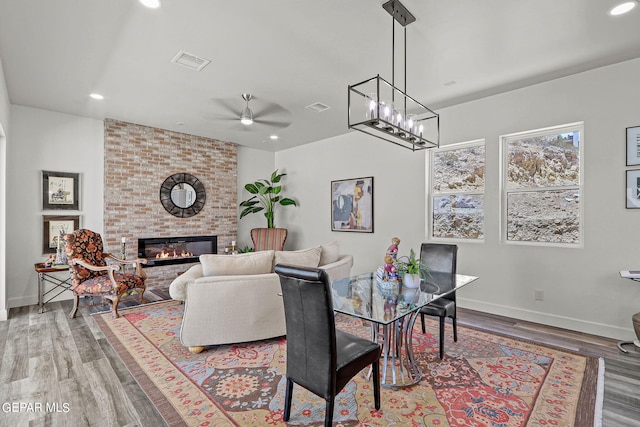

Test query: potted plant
[395,249,430,288]
[239,169,297,228]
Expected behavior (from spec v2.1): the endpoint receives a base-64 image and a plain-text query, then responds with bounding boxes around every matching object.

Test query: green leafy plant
[395,249,430,279]
[238,246,255,253]
[239,169,297,228]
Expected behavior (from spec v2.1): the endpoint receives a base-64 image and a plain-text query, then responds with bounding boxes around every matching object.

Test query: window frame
[499,122,584,248]
[426,139,486,242]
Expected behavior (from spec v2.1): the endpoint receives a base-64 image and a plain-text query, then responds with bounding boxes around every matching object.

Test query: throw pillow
[200,250,274,277]
[274,246,322,269]
[319,241,340,265]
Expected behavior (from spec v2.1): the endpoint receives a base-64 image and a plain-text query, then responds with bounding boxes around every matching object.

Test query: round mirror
[171,183,196,208]
[160,173,205,218]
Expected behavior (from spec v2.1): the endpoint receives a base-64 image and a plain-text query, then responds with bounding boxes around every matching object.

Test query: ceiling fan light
[240,107,253,125]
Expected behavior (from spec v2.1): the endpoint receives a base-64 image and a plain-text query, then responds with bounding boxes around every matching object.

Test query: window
[428,140,485,240]
[501,122,583,246]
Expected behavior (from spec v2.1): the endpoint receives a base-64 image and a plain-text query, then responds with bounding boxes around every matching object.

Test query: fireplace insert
[137,235,217,267]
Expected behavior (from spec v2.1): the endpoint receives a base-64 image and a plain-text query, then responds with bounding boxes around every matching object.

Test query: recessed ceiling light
[139,0,161,8]
[89,93,104,100]
[177,121,184,126]
[270,135,278,140]
[610,1,637,15]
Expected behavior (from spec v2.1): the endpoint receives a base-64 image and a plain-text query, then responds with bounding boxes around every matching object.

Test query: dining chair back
[419,243,458,359]
[274,264,381,427]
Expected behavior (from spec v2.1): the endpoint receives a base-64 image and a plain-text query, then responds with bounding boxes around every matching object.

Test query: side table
[618,271,640,353]
[34,263,72,314]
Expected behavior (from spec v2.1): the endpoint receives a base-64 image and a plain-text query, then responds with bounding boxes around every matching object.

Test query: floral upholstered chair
[64,229,147,319]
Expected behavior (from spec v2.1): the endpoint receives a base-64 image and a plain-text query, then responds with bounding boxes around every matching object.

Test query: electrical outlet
[534,290,544,301]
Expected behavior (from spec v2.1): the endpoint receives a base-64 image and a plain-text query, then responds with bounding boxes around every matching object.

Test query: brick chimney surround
[103,119,238,288]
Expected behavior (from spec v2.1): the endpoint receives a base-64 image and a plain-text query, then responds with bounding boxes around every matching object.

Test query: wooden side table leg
[38,272,44,314]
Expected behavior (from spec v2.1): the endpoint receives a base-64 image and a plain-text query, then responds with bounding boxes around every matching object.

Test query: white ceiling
[0,0,639,151]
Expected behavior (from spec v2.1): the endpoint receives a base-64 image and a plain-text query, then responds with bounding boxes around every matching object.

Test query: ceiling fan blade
[253,118,290,128]
[211,97,241,115]
[254,102,288,118]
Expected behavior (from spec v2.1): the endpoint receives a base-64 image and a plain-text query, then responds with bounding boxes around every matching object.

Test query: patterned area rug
[95,301,602,426]
[81,285,170,315]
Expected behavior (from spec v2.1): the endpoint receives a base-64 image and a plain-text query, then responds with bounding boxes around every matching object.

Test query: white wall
[276,133,427,272]
[0,57,9,321]
[236,146,276,249]
[7,106,103,308]
[277,57,640,341]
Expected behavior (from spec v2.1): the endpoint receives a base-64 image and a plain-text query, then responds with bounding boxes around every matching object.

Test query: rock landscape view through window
[432,145,485,239]
[506,131,581,244]
[432,129,580,244]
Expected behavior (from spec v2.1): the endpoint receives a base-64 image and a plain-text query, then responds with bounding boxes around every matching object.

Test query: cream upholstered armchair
[64,229,147,319]
[251,227,288,251]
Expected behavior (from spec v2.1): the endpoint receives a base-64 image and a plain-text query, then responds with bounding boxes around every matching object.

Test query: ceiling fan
[211,94,291,131]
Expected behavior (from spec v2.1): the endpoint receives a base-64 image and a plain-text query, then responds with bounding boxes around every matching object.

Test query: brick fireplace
[103,119,237,287]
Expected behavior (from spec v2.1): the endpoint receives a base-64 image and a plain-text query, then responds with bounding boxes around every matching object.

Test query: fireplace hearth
[138,235,217,267]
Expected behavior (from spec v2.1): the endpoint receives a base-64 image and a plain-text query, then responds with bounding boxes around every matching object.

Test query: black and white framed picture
[626,169,640,209]
[331,177,373,232]
[626,126,640,166]
[42,170,80,210]
[43,215,80,254]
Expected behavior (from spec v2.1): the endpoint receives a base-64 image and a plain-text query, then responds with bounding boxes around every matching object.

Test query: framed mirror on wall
[159,173,206,218]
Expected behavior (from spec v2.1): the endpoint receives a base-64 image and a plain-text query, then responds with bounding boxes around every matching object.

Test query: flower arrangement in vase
[395,248,429,288]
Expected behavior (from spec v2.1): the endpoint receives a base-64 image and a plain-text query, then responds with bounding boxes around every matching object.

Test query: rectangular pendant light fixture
[348,0,439,151]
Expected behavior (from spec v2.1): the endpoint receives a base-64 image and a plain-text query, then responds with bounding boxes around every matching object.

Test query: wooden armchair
[64,229,147,318]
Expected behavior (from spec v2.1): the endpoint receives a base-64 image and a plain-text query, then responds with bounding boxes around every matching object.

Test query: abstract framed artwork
[43,215,80,254]
[331,177,373,232]
[626,126,640,166]
[42,170,80,210]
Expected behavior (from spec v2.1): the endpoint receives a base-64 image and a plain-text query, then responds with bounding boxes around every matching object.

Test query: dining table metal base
[368,311,423,388]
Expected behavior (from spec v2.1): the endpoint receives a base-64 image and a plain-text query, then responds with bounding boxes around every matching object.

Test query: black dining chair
[274,264,381,427]
[419,243,458,359]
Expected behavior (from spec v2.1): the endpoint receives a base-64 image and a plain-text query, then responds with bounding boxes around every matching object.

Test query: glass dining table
[331,271,478,388]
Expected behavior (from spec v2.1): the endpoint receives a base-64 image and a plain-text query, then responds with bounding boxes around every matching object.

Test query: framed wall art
[626,126,640,166]
[331,176,373,232]
[43,215,80,254]
[626,170,640,209]
[42,170,80,210]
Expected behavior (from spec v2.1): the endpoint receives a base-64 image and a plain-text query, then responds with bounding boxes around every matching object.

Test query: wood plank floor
[0,294,639,426]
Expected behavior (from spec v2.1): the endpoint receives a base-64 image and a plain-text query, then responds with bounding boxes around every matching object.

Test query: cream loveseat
[169,242,353,354]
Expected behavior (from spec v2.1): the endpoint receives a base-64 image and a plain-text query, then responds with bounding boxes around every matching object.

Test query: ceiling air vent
[171,50,211,71]
[305,102,331,113]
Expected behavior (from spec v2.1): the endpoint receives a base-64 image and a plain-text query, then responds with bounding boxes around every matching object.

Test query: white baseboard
[458,297,633,341]
[8,293,73,309]
[8,295,34,308]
